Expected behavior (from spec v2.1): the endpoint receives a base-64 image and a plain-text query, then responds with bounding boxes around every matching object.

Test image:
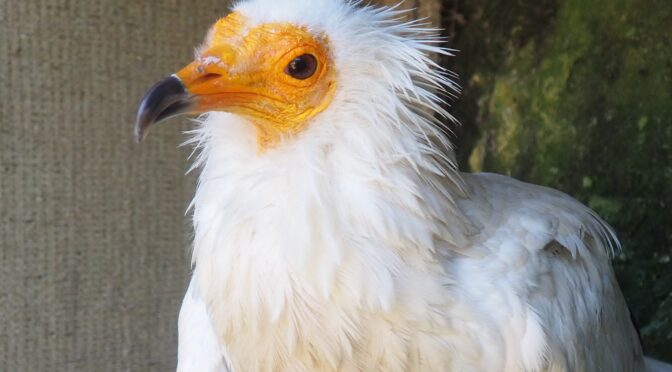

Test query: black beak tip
[134,75,191,143]
[133,122,146,143]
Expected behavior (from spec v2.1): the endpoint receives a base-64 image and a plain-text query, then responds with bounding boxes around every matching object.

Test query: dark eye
[285,54,318,80]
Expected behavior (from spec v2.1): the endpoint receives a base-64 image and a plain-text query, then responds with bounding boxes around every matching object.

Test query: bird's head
[136,0,455,151]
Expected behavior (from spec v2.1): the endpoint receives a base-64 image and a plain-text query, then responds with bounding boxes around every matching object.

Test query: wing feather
[453,172,644,371]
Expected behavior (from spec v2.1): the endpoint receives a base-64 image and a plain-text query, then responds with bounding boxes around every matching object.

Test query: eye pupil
[285,54,318,80]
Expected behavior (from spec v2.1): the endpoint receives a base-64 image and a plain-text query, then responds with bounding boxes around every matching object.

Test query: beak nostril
[193,73,222,86]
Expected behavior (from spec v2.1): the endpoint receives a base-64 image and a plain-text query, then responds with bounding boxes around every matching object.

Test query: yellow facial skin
[175,12,336,147]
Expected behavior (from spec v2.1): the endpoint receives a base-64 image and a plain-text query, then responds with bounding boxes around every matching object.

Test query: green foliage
[446,0,672,360]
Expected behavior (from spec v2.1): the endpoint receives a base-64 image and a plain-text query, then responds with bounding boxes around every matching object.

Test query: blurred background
[0,0,669,370]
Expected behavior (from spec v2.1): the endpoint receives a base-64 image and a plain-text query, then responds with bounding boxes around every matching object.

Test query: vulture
[135,0,672,370]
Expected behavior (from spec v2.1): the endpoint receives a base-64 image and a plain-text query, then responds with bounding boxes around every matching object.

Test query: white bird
[135,0,671,371]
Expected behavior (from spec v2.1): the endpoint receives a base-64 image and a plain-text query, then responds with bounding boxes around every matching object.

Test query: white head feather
[182,1,478,370]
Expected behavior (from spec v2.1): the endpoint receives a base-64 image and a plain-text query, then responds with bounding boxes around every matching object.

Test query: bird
[134,0,671,371]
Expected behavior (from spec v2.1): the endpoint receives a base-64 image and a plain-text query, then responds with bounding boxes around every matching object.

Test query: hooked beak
[134,75,195,142]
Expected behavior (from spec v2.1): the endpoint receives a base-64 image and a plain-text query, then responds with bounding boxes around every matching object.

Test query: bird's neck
[188,112,470,368]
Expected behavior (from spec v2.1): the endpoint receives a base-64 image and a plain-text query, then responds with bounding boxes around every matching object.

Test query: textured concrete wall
[0,0,230,370]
